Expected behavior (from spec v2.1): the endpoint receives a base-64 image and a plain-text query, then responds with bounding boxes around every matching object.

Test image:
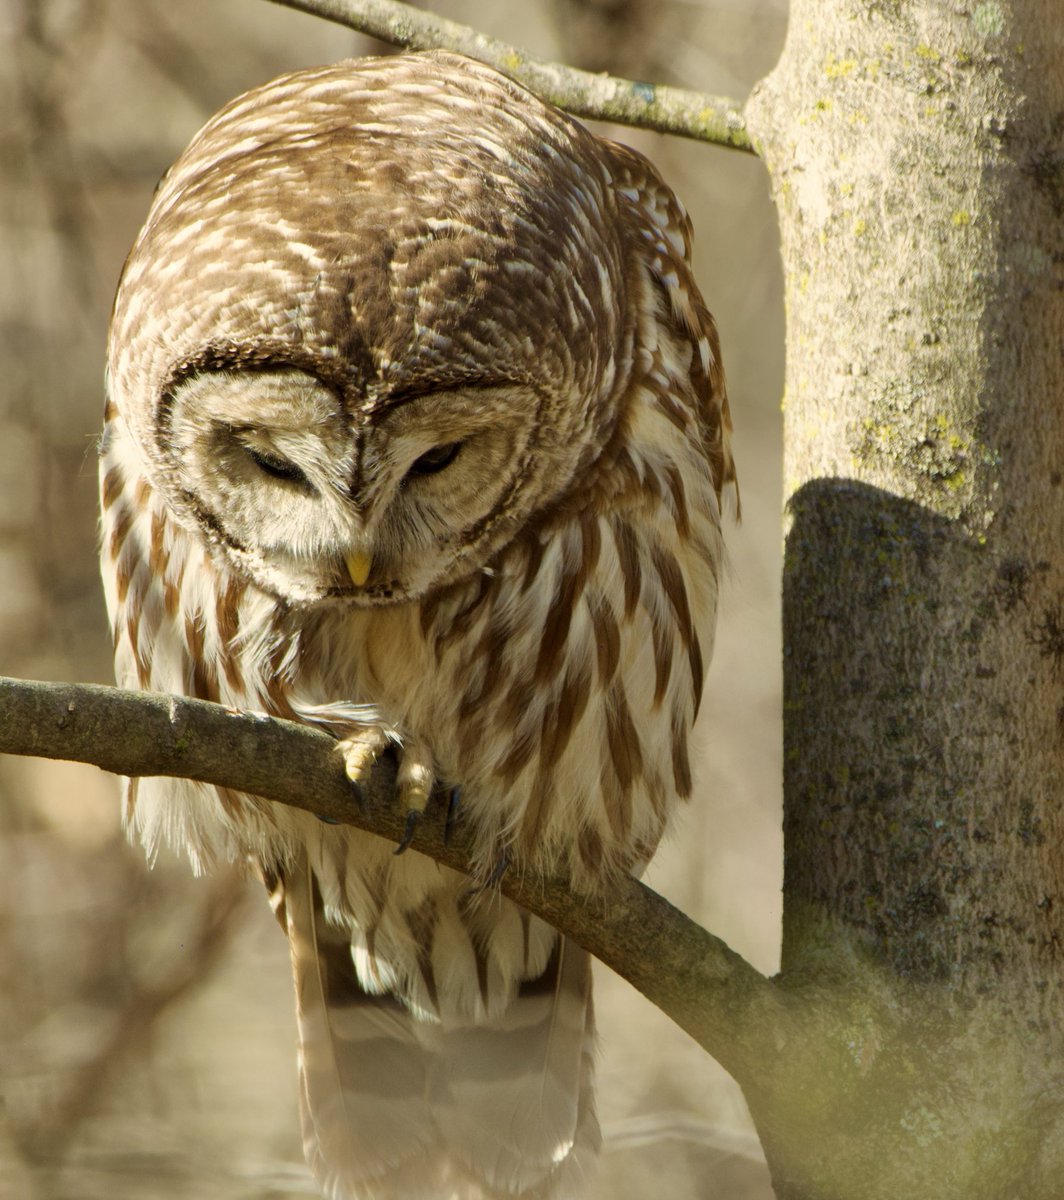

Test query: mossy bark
[745,1,1064,1195]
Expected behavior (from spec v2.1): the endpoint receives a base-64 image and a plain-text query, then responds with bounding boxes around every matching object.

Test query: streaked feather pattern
[100,50,732,1200]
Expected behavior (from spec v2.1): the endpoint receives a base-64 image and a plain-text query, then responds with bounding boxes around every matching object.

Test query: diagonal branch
[265,0,755,153]
[0,674,787,1082]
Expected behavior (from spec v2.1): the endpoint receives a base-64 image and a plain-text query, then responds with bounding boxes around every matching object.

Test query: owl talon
[467,850,511,896]
[444,785,462,845]
[485,852,511,889]
[394,809,421,855]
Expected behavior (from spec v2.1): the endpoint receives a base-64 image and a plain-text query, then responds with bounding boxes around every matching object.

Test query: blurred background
[0,1,786,1196]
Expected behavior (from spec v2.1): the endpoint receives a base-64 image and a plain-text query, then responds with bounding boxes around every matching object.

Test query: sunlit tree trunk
[745,1,1064,1195]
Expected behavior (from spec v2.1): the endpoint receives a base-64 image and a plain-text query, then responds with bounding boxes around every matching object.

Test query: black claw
[394,809,421,855]
[484,851,511,889]
[466,850,511,896]
[316,813,341,824]
[444,785,462,846]
[339,773,366,809]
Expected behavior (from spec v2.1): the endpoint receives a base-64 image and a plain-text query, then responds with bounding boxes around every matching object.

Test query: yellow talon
[345,551,372,587]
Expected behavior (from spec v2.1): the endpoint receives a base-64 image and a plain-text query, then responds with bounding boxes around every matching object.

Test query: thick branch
[0,675,784,1080]
[266,0,754,153]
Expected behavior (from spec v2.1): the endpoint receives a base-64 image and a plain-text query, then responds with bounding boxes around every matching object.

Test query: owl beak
[345,551,373,588]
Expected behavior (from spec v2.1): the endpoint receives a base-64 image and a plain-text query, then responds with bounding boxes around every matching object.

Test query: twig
[0,675,787,1080]
[265,0,754,153]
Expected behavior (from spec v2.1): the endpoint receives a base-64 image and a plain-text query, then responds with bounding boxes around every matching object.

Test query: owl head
[106,51,668,608]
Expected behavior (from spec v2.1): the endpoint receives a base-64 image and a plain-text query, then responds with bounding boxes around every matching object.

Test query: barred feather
[100,49,732,1200]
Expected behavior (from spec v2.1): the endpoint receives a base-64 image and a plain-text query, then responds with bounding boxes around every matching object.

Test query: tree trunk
[744,1,1064,1196]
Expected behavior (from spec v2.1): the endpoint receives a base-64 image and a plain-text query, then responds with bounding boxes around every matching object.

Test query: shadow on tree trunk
[748,478,1064,1199]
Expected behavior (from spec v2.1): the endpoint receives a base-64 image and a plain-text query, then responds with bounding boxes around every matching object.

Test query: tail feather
[271,854,599,1200]
[428,939,598,1195]
[278,859,440,1196]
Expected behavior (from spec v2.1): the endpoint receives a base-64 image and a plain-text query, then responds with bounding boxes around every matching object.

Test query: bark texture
[746,1,1064,1195]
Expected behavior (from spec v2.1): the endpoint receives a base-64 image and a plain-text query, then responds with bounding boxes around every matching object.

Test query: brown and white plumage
[99,50,733,1200]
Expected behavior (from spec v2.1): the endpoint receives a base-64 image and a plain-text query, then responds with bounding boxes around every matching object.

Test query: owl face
[165,365,573,607]
[109,51,643,610]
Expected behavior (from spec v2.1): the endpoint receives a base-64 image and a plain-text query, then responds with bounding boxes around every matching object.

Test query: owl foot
[392,741,435,855]
[336,728,436,853]
[339,725,391,784]
[397,782,462,855]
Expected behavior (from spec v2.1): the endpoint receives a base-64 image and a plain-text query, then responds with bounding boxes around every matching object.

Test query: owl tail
[267,854,600,1200]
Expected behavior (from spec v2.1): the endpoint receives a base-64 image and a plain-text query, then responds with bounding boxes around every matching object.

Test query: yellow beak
[345,551,372,588]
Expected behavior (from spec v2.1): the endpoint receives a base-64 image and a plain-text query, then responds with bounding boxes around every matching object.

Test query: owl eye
[407,441,462,478]
[246,445,307,486]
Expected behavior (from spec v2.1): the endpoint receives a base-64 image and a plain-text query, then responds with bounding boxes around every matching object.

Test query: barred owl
[100,50,733,1200]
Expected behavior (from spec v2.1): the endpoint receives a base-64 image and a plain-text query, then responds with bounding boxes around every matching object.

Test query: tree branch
[265,0,755,153]
[0,674,786,1081]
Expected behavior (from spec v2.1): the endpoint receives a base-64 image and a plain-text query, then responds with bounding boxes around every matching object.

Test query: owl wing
[268,854,599,1200]
[603,138,736,504]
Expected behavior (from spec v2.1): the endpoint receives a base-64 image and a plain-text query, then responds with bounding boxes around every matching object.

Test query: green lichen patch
[972,2,1005,38]
[853,408,981,500]
[824,54,859,80]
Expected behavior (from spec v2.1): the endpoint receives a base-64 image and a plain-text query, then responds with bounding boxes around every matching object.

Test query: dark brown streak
[580,512,602,578]
[163,575,181,620]
[114,541,137,606]
[100,465,125,511]
[578,825,604,873]
[418,584,447,643]
[185,612,220,704]
[126,597,151,688]
[404,900,441,1015]
[610,515,642,620]
[148,510,169,578]
[539,659,592,774]
[496,717,539,787]
[108,502,134,561]
[604,683,642,838]
[519,909,531,974]
[651,543,703,704]
[433,570,495,655]
[662,461,691,540]
[534,561,581,686]
[652,381,691,436]
[215,576,247,693]
[670,708,693,799]
[587,589,620,687]
[650,605,674,709]
[472,932,492,1012]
